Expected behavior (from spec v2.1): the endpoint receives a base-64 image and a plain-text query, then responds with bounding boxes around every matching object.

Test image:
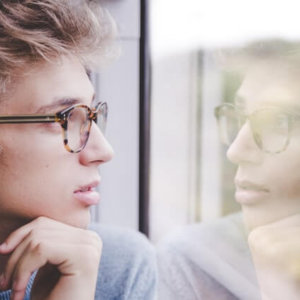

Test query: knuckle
[87,231,102,250]
[28,228,40,239]
[34,216,48,227]
[265,243,282,259]
[83,243,102,261]
[33,217,43,228]
[248,227,283,262]
[248,227,268,250]
[29,240,45,256]
[28,232,42,249]
[84,245,101,266]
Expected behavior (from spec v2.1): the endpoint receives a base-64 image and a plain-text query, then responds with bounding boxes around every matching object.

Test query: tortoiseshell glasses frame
[214,102,300,154]
[0,102,108,153]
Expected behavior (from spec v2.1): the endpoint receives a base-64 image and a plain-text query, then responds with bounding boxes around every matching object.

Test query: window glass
[151,1,300,299]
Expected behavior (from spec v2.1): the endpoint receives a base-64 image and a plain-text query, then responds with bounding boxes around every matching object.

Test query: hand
[248,214,300,300]
[0,216,102,300]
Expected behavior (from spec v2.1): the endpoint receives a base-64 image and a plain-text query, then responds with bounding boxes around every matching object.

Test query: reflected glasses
[0,102,108,153]
[214,103,300,154]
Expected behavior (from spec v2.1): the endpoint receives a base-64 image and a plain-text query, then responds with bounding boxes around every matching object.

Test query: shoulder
[157,212,248,263]
[158,212,246,250]
[89,224,157,300]
[157,213,259,300]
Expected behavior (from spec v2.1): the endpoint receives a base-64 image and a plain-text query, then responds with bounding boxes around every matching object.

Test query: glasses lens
[95,102,108,134]
[250,109,289,153]
[215,104,243,146]
[67,106,91,152]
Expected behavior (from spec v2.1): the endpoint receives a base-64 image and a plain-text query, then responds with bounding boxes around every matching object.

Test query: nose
[226,121,263,165]
[79,121,114,166]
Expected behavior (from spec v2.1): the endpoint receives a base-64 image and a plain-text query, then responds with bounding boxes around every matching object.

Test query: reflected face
[0,56,113,228]
[226,61,300,229]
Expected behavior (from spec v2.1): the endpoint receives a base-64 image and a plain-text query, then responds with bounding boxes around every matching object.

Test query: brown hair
[0,0,117,94]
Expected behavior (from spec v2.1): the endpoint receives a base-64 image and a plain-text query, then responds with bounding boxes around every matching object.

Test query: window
[91,0,141,230]
[149,0,300,241]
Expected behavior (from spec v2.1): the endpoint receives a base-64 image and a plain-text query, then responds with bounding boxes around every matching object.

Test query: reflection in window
[150,2,300,299]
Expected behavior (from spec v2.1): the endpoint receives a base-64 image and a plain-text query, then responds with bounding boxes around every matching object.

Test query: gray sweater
[157,213,261,300]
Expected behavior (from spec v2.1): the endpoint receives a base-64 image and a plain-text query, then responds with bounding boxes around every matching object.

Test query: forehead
[0,56,94,114]
[235,60,300,113]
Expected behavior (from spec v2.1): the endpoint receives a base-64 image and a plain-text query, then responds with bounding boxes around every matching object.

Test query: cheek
[267,158,300,199]
[0,140,72,217]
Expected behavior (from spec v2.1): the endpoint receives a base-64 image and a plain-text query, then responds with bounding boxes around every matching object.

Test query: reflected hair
[217,38,300,74]
[0,0,117,95]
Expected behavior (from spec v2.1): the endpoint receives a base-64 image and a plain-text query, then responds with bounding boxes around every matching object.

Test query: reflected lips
[235,180,270,204]
[74,181,100,206]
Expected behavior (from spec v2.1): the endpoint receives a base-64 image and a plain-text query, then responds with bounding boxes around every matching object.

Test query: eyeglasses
[0,102,108,153]
[214,103,300,154]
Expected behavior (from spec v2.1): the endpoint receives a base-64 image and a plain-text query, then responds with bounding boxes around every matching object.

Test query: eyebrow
[233,95,300,114]
[35,94,96,114]
[263,102,300,114]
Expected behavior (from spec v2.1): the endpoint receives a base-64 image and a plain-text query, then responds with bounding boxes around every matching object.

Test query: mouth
[235,180,269,192]
[234,180,270,204]
[73,181,100,206]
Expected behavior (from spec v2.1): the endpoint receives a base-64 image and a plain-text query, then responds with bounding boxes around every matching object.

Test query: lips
[235,180,269,192]
[234,179,270,204]
[75,185,95,193]
[74,181,100,206]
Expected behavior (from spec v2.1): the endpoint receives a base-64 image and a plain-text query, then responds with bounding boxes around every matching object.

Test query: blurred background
[91,0,300,243]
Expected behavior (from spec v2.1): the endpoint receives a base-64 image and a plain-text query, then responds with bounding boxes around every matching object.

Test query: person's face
[0,56,113,229]
[227,62,300,230]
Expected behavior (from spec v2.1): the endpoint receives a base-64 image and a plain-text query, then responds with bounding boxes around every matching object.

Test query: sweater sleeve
[89,224,157,300]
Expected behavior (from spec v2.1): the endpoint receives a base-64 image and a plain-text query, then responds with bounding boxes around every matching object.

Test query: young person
[225,53,300,300]
[0,1,156,300]
[157,40,300,299]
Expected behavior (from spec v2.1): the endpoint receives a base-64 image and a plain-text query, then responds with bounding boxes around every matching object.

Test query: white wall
[91,0,141,230]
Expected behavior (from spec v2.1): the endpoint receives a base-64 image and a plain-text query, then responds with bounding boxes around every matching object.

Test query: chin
[56,210,91,229]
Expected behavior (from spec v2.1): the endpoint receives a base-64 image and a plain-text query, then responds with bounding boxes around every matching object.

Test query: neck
[0,217,28,273]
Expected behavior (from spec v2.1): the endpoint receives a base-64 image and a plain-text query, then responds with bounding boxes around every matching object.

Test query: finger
[2,233,38,289]
[11,289,27,300]
[10,243,48,300]
[0,221,39,254]
[0,216,99,255]
[0,217,68,254]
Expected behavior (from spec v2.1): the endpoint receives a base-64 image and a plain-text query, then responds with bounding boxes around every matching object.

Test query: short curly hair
[0,0,116,94]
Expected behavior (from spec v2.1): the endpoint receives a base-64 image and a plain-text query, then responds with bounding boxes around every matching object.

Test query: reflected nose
[226,121,263,165]
[79,121,114,166]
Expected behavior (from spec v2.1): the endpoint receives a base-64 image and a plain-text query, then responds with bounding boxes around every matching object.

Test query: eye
[275,114,288,130]
[252,110,289,136]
